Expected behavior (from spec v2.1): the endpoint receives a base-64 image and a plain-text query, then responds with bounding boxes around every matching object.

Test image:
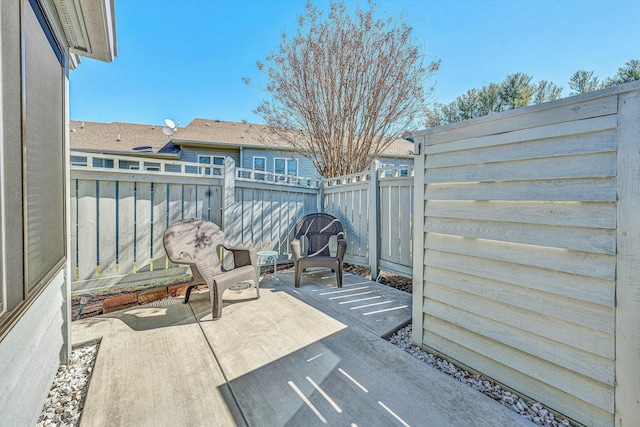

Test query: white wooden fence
[70,153,413,294]
[412,81,640,427]
[323,163,414,278]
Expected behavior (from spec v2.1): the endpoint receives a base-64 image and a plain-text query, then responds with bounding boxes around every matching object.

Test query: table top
[257,250,279,257]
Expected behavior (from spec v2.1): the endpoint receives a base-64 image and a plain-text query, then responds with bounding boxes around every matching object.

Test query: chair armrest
[291,239,301,261]
[168,251,196,266]
[337,239,347,262]
[225,246,257,268]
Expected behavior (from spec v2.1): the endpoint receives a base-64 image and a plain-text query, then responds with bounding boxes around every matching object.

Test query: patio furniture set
[163,213,347,319]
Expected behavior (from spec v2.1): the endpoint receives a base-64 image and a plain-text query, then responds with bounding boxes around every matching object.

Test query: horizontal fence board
[423,282,614,360]
[424,177,617,202]
[378,259,412,277]
[425,151,616,183]
[425,114,618,156]
[424,233,616,281]
[425,297,614,387]
[424,94,618,146]
[425,265,615,334]
[424,250,615,307]
[425,200,616,229]
[236,179,319,195]
[426,127,617,168]
[422,326,614,426]
[421,312,613,413]
[72,169,223,186]
[323,182,368,194]
[425,217,616,254]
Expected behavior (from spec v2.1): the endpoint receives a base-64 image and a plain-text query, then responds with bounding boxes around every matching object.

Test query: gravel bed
[389,325,573,427]
[37,343,99,427]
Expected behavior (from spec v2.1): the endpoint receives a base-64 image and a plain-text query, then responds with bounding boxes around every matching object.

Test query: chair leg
[337,263,343,288]
[212,285,223,320]
[184,284,198,303]
[253,270,260,298]
[295,262,301,288]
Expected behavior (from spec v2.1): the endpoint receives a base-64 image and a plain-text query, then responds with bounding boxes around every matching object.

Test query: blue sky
[69,0,640,127]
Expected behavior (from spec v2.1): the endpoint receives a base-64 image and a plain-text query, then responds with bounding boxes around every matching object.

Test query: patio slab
[73,272,534,427]
[73,299,246,427]
[273,269,413,337]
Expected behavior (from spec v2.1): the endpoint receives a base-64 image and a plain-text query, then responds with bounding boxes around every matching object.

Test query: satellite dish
[162,118,179,136]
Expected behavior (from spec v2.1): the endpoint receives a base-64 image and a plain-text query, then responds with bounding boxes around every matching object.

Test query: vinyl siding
[179,147,240,166]
[242,148,318,178]
[0,271,66,425]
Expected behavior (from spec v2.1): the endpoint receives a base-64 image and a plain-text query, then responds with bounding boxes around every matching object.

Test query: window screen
[24,1,66,291]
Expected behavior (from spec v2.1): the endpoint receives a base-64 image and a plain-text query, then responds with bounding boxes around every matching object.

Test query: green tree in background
[428,59,639,127]
[604,59,640,87]
[426,73,563,127]
[569,59,639,95]
[568,70,601,95]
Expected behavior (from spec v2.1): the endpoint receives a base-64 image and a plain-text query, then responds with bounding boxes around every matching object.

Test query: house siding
[378,155,413,168]
[0,270,66,425]
[179,146,240,166]
[242,148,318,178]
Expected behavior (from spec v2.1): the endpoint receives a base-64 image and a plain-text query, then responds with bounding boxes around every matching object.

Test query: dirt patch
[343,263,412,294]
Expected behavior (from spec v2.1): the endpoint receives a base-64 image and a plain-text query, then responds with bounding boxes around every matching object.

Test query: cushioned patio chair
[291,213,347,288]
[163,218,259,320]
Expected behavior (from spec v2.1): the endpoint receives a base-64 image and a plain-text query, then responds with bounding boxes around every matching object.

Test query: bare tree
[245,0,439,178]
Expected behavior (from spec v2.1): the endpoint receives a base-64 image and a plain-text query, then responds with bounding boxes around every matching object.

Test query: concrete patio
[72,269,534,427]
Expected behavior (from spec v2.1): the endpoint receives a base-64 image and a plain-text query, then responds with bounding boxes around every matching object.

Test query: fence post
[615,90,640,426]
[222,157,239,245]
[368,160,381,281]
[411,138,425,347]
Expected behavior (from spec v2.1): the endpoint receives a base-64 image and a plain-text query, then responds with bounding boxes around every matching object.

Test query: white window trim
[198,154,225,165]
[274,157,298,176]
[253,156,266,171]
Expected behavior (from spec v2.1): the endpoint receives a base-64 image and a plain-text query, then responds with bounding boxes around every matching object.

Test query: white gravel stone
[37,343,99,427]
[390,324,574,427]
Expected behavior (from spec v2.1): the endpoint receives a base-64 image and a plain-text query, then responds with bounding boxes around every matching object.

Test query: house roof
[69,118,415,158]
[69,120,175,155]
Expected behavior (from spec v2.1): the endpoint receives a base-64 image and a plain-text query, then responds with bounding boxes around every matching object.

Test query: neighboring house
[0,1,116,425]
[69,118,416,177]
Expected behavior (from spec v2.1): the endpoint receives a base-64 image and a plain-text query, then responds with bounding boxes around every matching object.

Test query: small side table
[257,250,279,284]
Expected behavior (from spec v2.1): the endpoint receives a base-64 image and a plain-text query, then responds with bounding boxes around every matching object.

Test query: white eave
[52,0,117,64]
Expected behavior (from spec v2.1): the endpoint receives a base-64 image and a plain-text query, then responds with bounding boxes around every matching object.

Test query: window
[92,158,114,168]
[70,156,87,167]
[198,155,224,176]
[274,158,298,176]
[2,0,67,331]
[253,156,266,180]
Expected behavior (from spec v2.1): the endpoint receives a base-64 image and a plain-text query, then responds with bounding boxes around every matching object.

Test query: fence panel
[411,84,640,427]
[378,168,414,277]
[323,171,371,266]
[233,180,319,260]
[70,153,224,293]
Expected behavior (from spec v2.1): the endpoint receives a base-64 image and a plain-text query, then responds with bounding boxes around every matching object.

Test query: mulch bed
[343,263,412,293]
